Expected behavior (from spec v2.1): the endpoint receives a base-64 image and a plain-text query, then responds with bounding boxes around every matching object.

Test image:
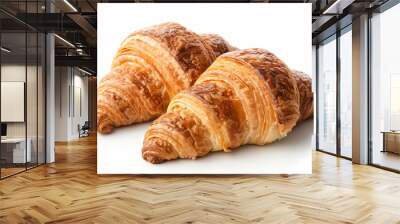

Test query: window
[317,35,337,154]
[316,25,353,159]
[370,2,400,171]
[339,27,352,158]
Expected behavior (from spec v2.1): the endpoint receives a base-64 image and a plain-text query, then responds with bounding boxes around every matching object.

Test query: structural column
[352,14,369,164]
[46,1,55,163]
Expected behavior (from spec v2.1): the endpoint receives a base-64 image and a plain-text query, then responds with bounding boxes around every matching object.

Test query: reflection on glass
[371,3,400,171]
[340,28,352,158]
[318,36,337,154]
[1,32,27,177]
[0,1,46,179]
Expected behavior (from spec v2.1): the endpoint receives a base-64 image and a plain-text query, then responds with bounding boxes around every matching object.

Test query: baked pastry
[97,23,235,133]
[142,48,313,164]
[292,70,313,122]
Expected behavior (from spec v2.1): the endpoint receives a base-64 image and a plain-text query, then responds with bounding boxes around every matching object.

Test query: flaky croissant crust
[143,48,313,164]
[292,70,313,122]
[97,23,235,133]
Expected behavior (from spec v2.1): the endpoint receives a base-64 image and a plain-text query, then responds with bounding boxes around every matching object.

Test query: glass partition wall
[0,31,27,177]
[370,2,400,172]
[316,26,352,159]
[0,3,46,179]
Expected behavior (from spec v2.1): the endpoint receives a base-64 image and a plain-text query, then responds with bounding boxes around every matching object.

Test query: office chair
[79,121,90,138]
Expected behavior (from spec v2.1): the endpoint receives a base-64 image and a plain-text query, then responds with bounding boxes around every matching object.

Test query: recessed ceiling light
[1,47,11,53]
[63,0,78,12]
[78,67,93,76]
[54,34,75,48]
[323,0,354,15]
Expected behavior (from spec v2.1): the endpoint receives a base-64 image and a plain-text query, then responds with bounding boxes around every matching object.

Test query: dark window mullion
[367,11,373,165]
[44,0,48,164]
[336,27,341,157]
[316,45,319,150]
[36,0,39,167]
[25,0,28,171]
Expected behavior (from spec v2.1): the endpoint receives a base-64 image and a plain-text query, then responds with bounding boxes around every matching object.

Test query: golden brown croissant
[142,48,313,164]
[292,70,313,122]
[97,23,235,133]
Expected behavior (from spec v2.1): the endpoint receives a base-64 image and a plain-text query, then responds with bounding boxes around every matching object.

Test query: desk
[1,138,31,163]
[381,131,400,154]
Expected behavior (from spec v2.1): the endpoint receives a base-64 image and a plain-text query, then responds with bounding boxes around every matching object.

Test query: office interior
[0,0,399,222]
[0,0,96,179]
[314,0,400,172]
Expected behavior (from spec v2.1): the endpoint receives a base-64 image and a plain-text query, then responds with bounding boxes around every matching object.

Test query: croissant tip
[142,151,166,164]
[97,119,114,134]
[97,125,113,134]
[97,109,115,134]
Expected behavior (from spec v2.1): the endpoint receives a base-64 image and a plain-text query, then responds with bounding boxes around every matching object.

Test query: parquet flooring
[1,167,26,178]
[1,135,400,223]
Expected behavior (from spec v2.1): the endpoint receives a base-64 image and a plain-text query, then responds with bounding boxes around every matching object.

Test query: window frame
[315,23,353,161]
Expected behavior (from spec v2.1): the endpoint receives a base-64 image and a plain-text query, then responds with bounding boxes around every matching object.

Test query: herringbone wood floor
[0,135,400,224]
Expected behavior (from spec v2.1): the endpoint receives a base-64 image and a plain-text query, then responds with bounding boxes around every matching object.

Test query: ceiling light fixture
[323,0,354,15]
[78,67,93,76]
[1,47,11,53]
[54,34,75,48]
[76,48,86,56]
[63,0,78,12]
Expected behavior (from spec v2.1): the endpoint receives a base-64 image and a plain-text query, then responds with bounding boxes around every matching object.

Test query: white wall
[1,65,26,139]
[55,66,69,141]
[55,67,89,141]
[70,72,89,139]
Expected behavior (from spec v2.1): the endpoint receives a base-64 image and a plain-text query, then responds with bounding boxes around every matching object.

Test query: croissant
[142,48,313,164]
[292,70,313,122]
[97,23,235,133]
